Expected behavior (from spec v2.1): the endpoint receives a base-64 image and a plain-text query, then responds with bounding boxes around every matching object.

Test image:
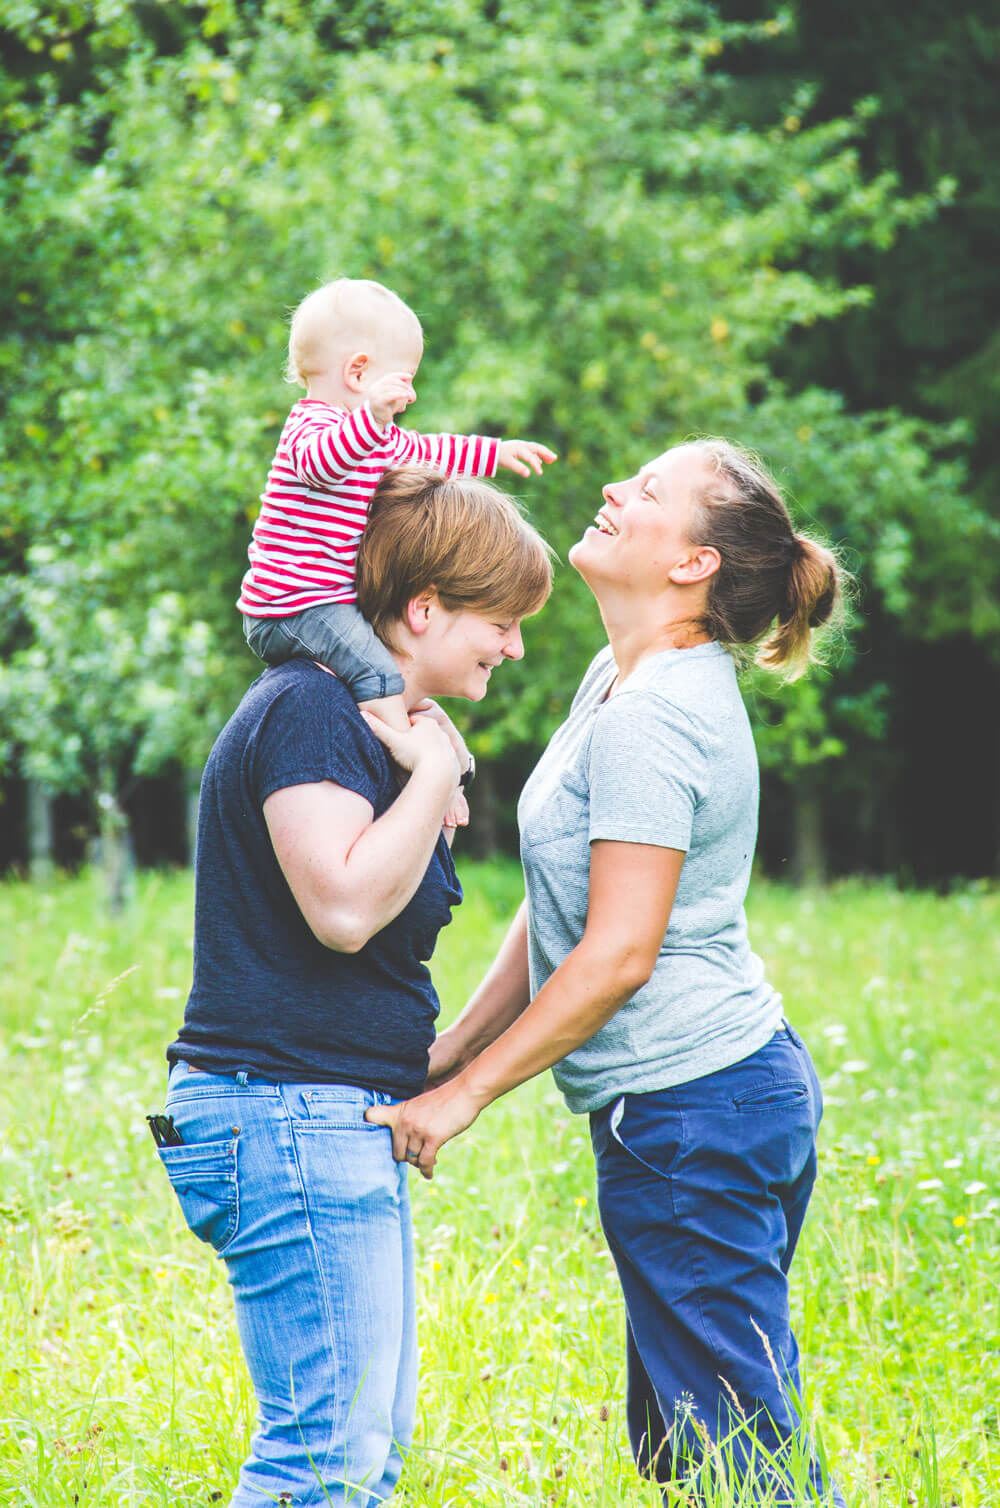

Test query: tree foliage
[1,0,996,868]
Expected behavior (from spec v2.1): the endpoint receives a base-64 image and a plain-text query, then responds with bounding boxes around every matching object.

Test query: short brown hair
[356,468,553,645]
[688,439,845,678]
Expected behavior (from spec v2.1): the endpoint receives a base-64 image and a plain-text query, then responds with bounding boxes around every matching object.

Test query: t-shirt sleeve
[249,676,385,810]
[587,690,709,851]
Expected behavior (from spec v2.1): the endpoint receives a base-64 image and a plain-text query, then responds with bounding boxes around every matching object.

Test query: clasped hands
[365,1028,481,1178]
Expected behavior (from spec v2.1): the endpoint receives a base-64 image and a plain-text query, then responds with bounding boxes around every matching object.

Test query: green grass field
[1,865,998,1506]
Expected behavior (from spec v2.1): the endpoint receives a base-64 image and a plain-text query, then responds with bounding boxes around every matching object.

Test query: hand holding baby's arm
[496,440,558,478]
[368,373,417,427]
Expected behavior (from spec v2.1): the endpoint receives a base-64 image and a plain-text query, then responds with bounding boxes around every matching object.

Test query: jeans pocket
[609,1093,685,1181]
[732,1078,809,1114]
[158,1138,239,1252]
[298,1087,385,1128]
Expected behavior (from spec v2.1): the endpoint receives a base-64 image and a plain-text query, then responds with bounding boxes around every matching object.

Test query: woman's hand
[361,707,460,784]
[410,698,472,779]
[365,1079,483,1178]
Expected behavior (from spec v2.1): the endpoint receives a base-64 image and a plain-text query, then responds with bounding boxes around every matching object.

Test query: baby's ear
[343,350,369,391]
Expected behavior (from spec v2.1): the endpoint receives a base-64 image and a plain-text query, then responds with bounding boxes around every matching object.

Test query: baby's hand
[368,373,417,427]
[497,439,558,478]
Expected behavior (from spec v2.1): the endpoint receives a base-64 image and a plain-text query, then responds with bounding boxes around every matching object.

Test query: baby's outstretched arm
[387,426,556,483]
[496,440,558,477]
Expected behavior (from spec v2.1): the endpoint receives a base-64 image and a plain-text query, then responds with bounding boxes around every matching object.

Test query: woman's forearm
[441,903,532,1057]
[368,843,683,1177]
[334,762,454,946]
[460,936,648,1106]
[368,934,650,1170]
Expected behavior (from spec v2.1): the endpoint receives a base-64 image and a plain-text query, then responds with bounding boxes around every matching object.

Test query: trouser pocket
[157,1137,240,1253]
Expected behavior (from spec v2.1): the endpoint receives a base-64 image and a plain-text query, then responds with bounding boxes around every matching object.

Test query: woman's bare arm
[264,718,458,953]
[427,902,532,1083]
[368,840,685,1171]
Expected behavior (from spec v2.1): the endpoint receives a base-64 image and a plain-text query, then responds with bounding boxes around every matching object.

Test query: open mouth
[594,512,619,536]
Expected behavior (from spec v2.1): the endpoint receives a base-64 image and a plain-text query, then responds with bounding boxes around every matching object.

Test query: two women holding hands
[160,394,843,1498]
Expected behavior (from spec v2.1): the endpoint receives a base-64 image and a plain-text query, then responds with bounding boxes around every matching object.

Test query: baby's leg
[247,605,408,726]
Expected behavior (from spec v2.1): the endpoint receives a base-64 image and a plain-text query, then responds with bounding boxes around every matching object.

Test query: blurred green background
[2,0,998,890]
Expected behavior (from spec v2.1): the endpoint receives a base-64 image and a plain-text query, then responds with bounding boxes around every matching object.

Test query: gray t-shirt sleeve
[587,690,710,851]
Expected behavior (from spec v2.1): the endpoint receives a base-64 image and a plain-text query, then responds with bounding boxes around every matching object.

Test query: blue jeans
[160,1064,416,1506]
[243,604,405,701]
[589,1025,844,1506]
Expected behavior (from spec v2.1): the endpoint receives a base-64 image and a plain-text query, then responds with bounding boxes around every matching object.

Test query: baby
[239,278,556,785]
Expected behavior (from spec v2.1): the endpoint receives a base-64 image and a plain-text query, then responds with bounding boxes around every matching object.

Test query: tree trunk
[468,760,500,859]
[97,775,135,915]
[26,780,55,881]
[792,782,827,887]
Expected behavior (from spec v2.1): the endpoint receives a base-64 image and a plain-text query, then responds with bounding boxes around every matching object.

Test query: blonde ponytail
[757,535,840,676]
[689,439,846,679]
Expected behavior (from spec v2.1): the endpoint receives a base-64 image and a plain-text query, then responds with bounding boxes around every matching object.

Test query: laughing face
[568,445,710,595]
[413,604,526,702]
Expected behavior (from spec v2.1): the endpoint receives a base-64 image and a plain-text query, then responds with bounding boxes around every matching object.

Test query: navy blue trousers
[589,1025,843,1505]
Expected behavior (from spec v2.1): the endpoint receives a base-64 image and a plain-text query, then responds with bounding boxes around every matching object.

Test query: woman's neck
[595,592,711,686]
[312,654,427,711]
[391,654,434,712]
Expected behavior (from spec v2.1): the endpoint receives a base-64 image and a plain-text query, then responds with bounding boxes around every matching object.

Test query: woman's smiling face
[412,603,526,702]
[568,445,708,593]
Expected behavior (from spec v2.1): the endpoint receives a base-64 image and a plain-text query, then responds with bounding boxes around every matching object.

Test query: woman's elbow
[311,905,372,954]
[588,941,657,998]
[619,956,657,995]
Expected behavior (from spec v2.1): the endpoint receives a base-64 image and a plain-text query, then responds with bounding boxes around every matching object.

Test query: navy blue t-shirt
[167,661,462,1096]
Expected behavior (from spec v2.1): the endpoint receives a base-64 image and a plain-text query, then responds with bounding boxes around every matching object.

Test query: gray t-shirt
[518,641,782,1113]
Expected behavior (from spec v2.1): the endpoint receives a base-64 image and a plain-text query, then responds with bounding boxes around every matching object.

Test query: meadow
[1,864,998,1507]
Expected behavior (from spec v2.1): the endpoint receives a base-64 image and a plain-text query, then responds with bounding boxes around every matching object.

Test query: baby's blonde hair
[285,278,421,387]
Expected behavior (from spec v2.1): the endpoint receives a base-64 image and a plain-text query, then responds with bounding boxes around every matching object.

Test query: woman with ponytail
[365,440,846,1505]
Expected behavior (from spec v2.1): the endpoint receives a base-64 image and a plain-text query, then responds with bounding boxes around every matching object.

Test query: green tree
[1,0,995,876]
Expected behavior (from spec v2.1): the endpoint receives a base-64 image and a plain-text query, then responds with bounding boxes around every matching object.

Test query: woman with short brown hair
[155,469,551,1508]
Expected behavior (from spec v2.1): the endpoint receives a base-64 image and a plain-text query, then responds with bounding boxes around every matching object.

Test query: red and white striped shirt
[238,399,500,616]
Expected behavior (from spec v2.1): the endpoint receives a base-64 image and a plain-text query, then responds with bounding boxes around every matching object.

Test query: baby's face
[361,318,424,392]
